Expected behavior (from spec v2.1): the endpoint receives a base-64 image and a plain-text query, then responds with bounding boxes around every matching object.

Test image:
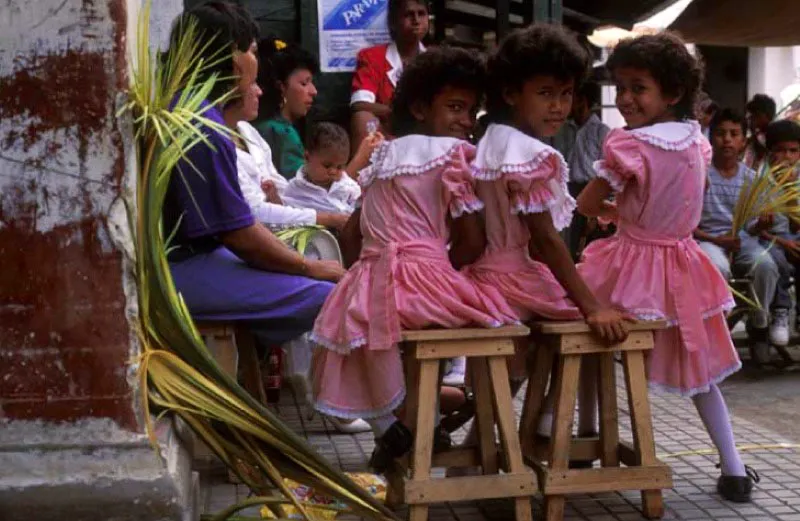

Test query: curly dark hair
[746,94,778,121]
[388,0,430,41]
[765,120,800,151]
[606,32,704,121]
[390,46,486,137]
[166,1,259,101]
[709,107,747,137]
[306,122,350,156]
[257,37,320,120]
[486,24,589,123]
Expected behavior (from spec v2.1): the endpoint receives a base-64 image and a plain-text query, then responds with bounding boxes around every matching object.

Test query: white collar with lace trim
[385,42,426,87]
[473,123,567,181]
[359,135,471,186]
[629,120,703,151]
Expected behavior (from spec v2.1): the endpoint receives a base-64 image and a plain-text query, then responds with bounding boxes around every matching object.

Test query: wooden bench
[385,325,535,521]
[518,321,672,521]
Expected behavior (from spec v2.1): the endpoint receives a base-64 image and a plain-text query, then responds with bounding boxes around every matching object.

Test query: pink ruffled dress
[579,121,740,396]
[464,123,582,322]
[311,136,518,419]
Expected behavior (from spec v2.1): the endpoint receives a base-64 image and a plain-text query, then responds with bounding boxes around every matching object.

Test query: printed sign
[317,0,391,73]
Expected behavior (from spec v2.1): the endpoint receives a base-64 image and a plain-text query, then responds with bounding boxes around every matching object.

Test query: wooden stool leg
[487,357,533,521]
[236,327,267,406]
[546,354,581,521]
[598,352,620,467]
[386,346,420,507]
[623,351,664,520]
[471,357,498,475]
[209,332,238,377]
[409,358,439,521]
[519,342,554,455]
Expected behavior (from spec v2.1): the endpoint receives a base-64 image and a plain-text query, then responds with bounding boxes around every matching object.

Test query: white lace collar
[629,120,703,151]
[473,123,567,181]
[359,135,471,187]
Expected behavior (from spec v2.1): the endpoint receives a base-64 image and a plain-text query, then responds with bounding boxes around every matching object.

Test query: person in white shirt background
[283,122,381,215]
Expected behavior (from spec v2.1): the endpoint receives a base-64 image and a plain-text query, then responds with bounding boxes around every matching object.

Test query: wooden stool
[518,321,672,521]
[386,325,535,521]
[194,321,268,482]
[195,321,268,405]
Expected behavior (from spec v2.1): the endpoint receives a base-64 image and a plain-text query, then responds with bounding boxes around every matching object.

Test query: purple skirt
[170,246,333,344]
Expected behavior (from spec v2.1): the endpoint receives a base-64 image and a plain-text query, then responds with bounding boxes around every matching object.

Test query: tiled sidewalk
[201,379,800,521]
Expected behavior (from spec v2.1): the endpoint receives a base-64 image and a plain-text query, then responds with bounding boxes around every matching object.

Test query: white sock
[536,389,556,437]
[692,384,746,477]
[449,356,466,375]
[367,414,399,438]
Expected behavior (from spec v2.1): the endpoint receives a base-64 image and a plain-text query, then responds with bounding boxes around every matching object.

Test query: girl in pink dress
[465,25,632,439]
[577,33,758,502]
[311,47,517,472]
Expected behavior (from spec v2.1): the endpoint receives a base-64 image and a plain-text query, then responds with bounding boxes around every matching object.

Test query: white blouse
[236,121,317,228]
[283,167,361,215]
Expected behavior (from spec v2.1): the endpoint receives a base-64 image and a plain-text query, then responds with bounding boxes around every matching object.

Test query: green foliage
[121,3,393,520]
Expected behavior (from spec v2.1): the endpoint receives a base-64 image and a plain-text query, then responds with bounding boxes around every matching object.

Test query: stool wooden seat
[386,325,535,521]
[519,321,672,521]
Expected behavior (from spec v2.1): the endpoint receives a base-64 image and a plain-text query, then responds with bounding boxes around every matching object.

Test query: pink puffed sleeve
[441,143,484,218]
[503,150,575,231]
[593,128,645,192]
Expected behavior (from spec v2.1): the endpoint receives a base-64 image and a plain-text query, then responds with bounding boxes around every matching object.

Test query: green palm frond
[123,3,393,520]
[274,225,326,255]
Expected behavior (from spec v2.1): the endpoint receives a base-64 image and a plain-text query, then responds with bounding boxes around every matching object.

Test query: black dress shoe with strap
[717,465,759,503]
[368,421,413,474]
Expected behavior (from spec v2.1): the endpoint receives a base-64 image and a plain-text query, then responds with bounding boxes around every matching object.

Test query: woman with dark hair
[163,2,344,347]
[255,38,320,179]
[349,0,429,149]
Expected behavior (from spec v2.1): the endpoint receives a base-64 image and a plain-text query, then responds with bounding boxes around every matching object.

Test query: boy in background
[694,109,789,364]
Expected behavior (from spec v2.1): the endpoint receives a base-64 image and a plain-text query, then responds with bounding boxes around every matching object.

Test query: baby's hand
[261,180,282,205]
[355,131,385,162]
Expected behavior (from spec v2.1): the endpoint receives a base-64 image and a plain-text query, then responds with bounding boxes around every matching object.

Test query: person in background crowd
[283,122,375,215]
[693,109,788,366]
[565,80,610,260]
[750,120,800,355]
[697,93,718,140]
[743,93,777,172]
[227,83,350,232]
[163,3,344,355]
[256,38,319,179]
[349,0,429,150]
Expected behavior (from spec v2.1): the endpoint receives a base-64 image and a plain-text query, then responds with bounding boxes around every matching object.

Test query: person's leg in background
[765,243,794,347]
[733,237,780,364]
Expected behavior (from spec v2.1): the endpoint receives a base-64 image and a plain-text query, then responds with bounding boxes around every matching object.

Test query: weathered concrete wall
[0,0,135,428]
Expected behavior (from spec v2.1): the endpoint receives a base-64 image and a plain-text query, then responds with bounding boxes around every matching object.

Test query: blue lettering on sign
[323,0,388,30]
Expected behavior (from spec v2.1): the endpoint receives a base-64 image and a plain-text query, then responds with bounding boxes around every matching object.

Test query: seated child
[692,109,791,359]
[283,123,381,215]
[752,119,800,340]
[577,32,757,502]
[310,46,517,473]
[466,24,631,441]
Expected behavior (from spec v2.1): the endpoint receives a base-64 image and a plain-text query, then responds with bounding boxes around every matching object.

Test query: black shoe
[747,327,771,366]
[368,421,413,474]
[434,426,453,453]
[717,465,759,503]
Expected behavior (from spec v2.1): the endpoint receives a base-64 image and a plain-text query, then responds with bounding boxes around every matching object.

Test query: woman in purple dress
[163,2,343,344]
